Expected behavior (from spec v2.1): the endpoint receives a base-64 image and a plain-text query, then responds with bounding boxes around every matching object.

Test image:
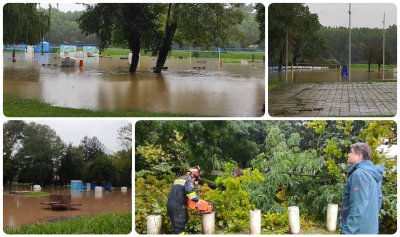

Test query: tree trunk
[367,61,371,72]
[129,36,141,73]
[153,4,178,73]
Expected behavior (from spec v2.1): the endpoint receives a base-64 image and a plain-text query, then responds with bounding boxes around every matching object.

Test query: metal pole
[285,29,289,84]
[348,3,351,82]
[383,13,385,80]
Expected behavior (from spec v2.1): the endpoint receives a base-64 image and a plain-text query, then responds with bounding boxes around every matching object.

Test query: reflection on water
[3,187,131,228]
[268,69,396,83]
[3,53,265,116]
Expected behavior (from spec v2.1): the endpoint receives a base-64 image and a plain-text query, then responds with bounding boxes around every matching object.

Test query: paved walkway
[268,82,397,117]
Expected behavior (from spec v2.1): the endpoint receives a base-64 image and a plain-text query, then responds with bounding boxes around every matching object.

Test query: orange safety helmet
[187,166,200,181]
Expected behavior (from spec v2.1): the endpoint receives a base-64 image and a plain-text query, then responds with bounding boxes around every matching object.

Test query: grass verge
[3,95,194,117]
[4,211,132,234]
[268,80,284,91]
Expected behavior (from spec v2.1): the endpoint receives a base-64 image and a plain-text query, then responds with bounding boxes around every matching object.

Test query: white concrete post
[202,212,215,234]
[86,183,91,191]
[147,215,162,234]
[288,206,300,234]
[326,204,338,232]
[33,185,41,192]
[250,209,261,234]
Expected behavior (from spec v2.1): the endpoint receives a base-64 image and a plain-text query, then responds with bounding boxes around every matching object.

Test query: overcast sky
[25,120,131,153]
[40,3,86,12]
[306,3,397,28]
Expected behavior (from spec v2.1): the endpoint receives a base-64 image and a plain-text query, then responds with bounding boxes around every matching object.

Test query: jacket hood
[348,160,384,183]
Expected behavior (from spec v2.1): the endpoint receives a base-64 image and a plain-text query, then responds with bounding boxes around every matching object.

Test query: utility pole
[285,29,289,85]
[348,3,351,82]
[383,12,385,80]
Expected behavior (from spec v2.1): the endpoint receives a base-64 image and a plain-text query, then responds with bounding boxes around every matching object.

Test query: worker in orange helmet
[167,166,200,234]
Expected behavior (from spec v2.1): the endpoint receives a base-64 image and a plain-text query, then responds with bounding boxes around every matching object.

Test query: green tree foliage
[153,3,245,73]
[80,136,106,161]
[254,3,265,44]
[78,4,162,72]
[135,173,175,233]
[58,144,84,185]
[3,121,131,188]
[268,3,325,68]
[16,122,63,186]
[43,8,97,45]
[209,164,263,232]
[3,3,50,44]
[135,120,396,233]
[3,121,25,185]
[320,26,397,66]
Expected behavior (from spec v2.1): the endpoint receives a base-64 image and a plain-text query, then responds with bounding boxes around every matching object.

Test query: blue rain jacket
[340,160,384,234]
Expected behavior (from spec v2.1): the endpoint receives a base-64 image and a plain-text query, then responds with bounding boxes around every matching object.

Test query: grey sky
[25,120,131,153]
[306,3,396,28]
[41,3,86,12]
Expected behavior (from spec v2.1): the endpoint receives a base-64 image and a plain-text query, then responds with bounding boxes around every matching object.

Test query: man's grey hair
[351,142,372,160]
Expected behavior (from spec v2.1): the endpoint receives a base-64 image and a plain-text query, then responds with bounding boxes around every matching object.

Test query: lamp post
[348,3,351,82]
[383,13,385,80]
[285,29,289,84]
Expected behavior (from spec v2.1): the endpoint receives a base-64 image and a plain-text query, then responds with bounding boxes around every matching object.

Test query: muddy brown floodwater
[3,187,131,228]
[3,53,265,116]
[268,68,396,83]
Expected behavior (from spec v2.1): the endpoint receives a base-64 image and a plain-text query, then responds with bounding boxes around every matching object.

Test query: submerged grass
[4,211,132,234]
[24,192,49,196]
[3,95,194,117]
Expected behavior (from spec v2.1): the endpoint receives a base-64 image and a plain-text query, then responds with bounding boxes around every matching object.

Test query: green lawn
[268,80,284,91]
[102,48,265,62]
[350,64,396,70]
[4,211,132,234]
[24,191,50,196]
[3,95,195,117]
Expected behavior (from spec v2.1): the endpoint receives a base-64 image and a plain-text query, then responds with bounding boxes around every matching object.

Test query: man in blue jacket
[340,142,384,234]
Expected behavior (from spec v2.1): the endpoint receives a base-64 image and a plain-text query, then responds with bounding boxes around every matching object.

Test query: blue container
[341,64,348,75]
[71,180,84,189]
[34,41,50,53]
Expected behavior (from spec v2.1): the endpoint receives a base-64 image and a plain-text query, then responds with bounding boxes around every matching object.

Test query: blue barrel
[341,64,348,75]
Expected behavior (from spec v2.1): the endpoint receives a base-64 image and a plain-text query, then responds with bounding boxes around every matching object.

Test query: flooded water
[3,52,265,116]
[3,187,131,228]
[268,68,396,83]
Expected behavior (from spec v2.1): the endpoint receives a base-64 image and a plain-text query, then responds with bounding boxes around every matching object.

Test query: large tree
[3,121,25,185]
[153,3,244,73]
[78,4,161,72]
[254,3,265,44]
[3,3,50,44]
[80,136,106,161]
[268,3,324,68]
[58,144,84,186]
[16,123,63,187]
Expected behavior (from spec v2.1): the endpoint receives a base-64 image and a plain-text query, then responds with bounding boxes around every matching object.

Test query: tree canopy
[3,121,132,187]
[3,3,50,44]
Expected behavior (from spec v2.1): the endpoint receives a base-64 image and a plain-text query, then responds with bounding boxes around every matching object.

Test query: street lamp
[285,29,289,84]
[383,12,385,80]
[348,3,351,82]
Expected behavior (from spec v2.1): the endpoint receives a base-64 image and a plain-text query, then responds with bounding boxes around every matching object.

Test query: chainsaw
[187,199,215,214]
